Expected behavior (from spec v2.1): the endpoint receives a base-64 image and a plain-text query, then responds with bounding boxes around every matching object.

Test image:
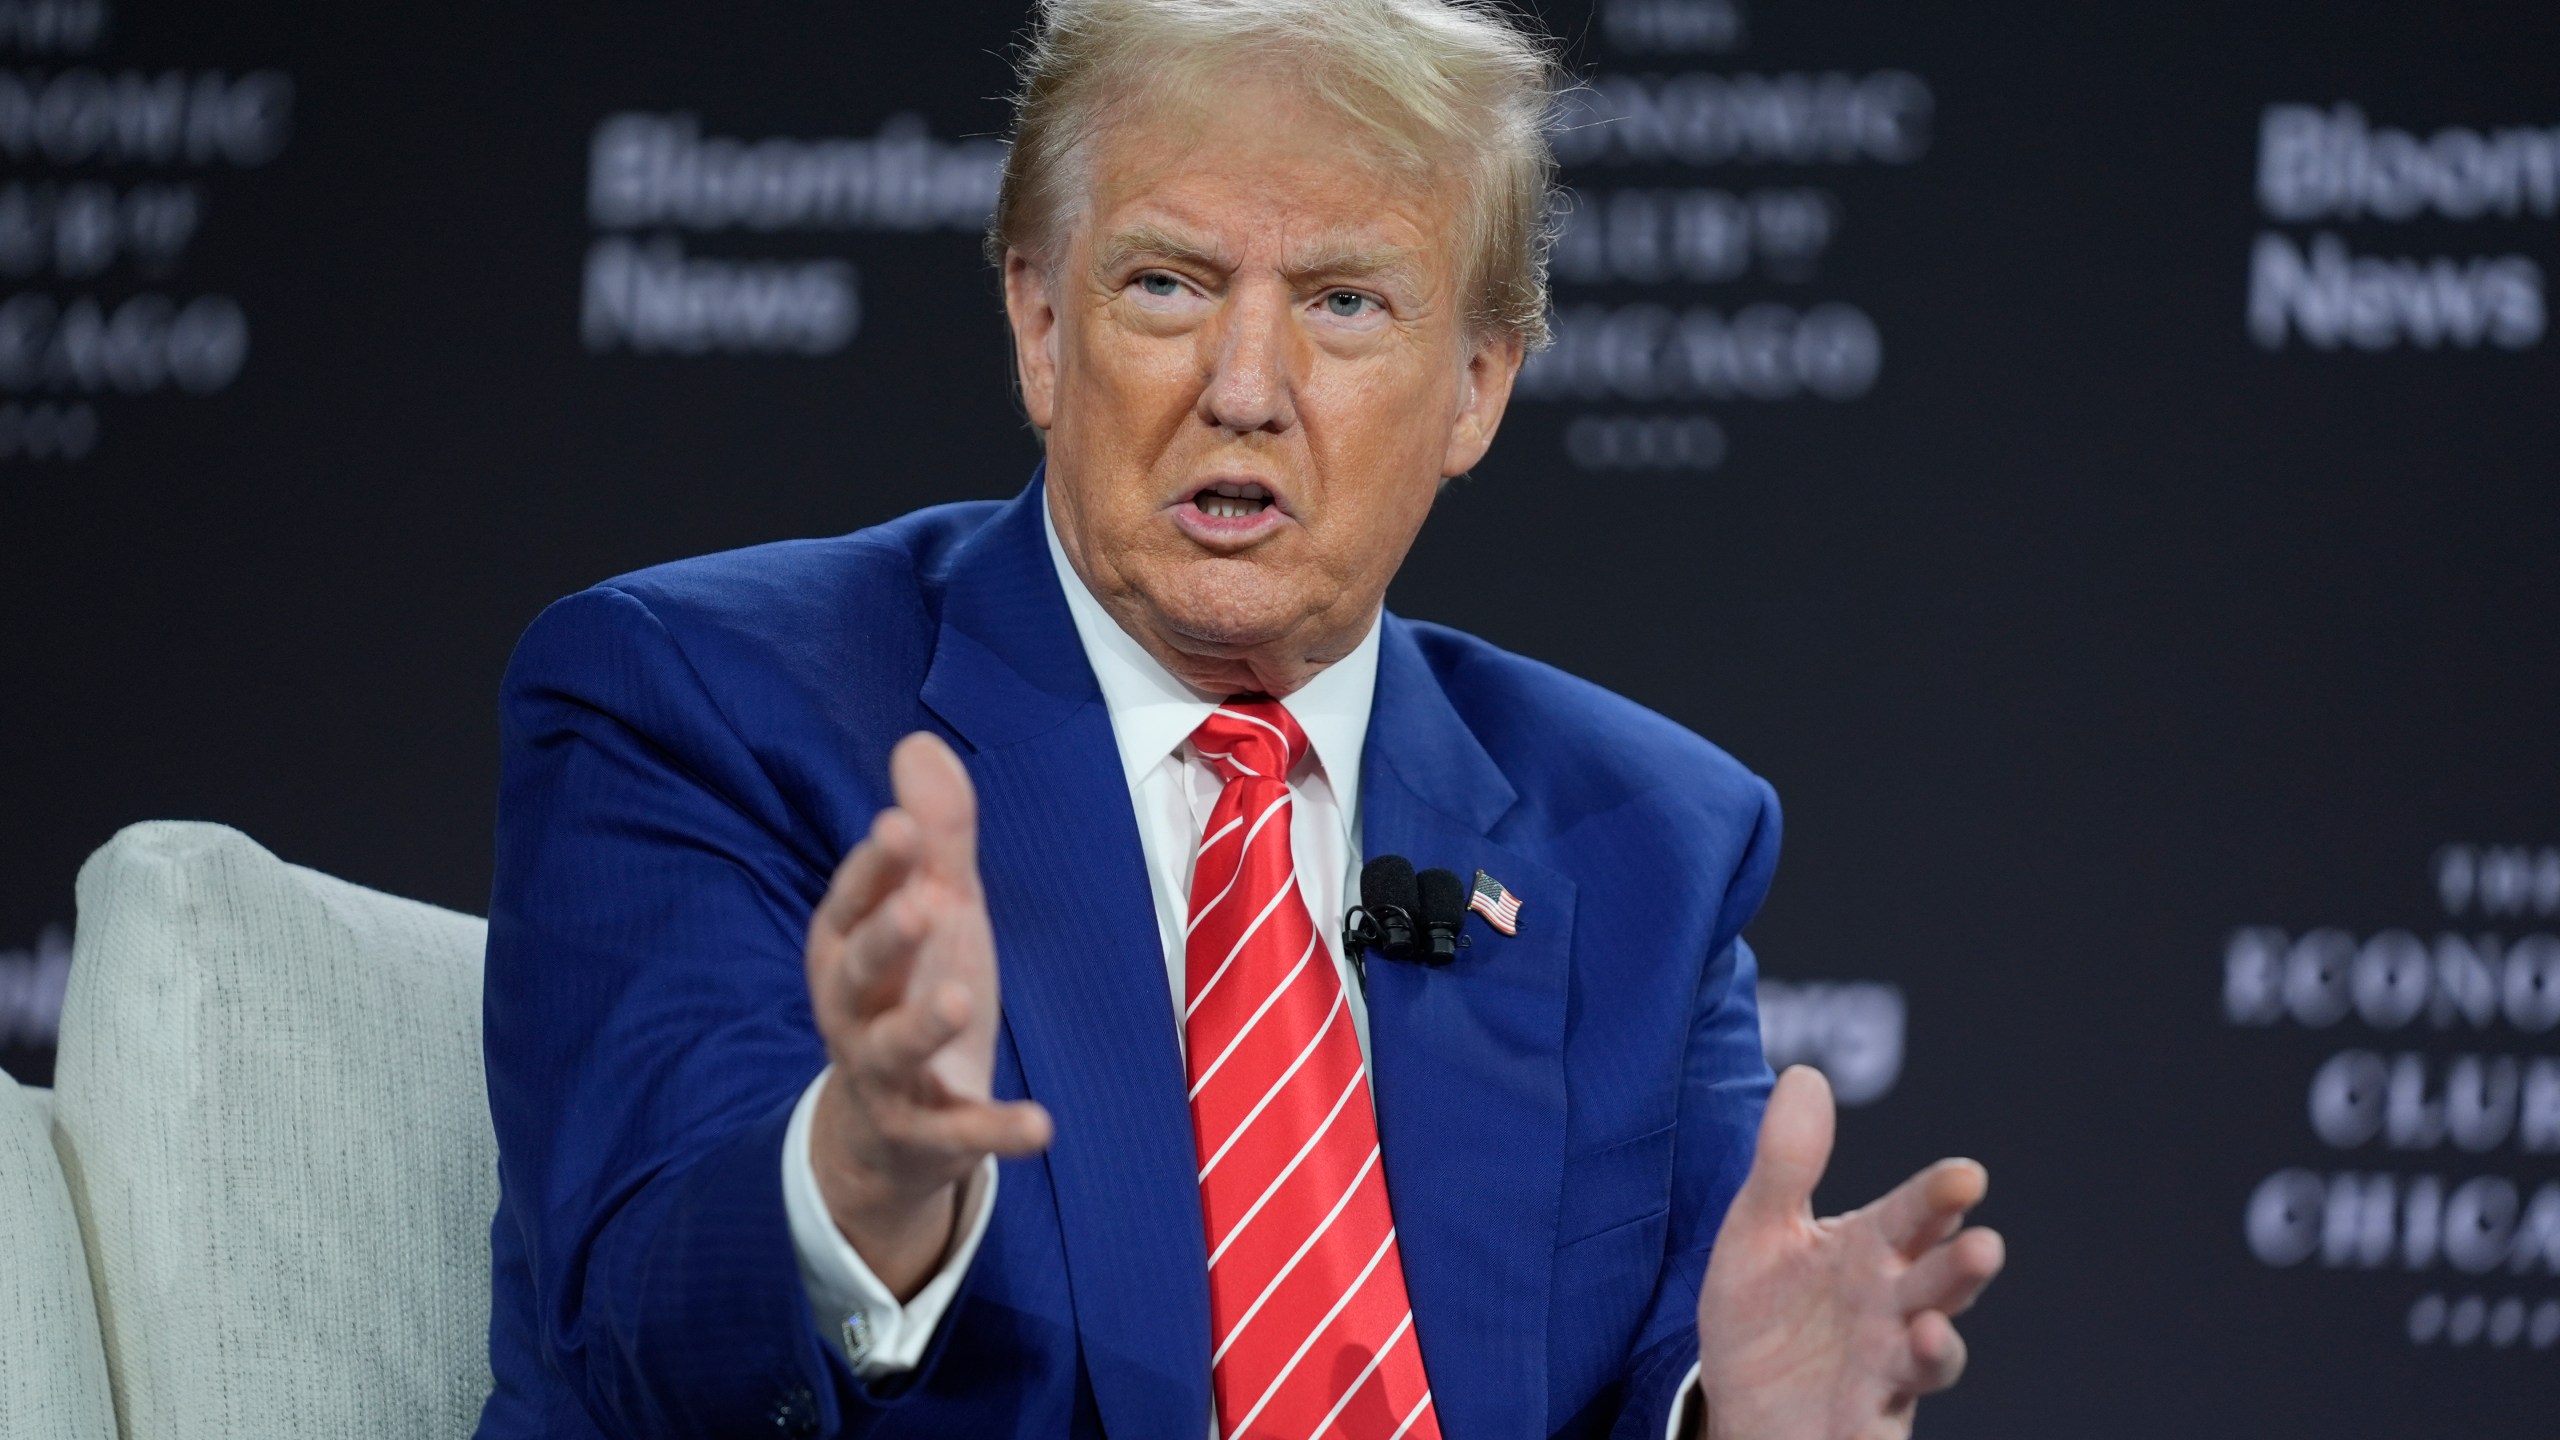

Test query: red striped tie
[1183,700,1439,1440]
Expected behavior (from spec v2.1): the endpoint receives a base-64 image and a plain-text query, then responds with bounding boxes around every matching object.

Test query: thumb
[890,732,980,887]
[1734,1065,1836,1224]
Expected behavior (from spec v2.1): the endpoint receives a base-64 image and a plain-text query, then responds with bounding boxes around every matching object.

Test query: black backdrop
[6,1,2557,1433]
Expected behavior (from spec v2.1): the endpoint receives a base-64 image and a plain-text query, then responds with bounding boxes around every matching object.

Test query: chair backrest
[0,1074,117,1440]
[51,822,496,1439]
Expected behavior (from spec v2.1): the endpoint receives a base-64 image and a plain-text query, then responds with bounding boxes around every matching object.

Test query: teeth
[1198,495,1266,519]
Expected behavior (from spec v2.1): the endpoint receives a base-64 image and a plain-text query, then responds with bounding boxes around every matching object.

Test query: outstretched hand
[1696,1067,2004,1440]
[804,732,1054,1297]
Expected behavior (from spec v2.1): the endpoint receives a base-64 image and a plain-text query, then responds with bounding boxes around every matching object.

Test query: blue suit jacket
[477,478,1779,1440]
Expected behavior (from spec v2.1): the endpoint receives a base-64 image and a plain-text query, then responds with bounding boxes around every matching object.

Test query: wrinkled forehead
[1061,73,1459,277]
[1087,47,1448,174]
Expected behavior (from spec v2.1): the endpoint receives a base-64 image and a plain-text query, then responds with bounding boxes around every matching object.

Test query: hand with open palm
[804,733,1055,1297]
[1696,1067,2006,1440]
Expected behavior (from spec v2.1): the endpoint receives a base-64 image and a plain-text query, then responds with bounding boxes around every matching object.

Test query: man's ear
[1441,327,1525,479]
[1003,248,1061,431]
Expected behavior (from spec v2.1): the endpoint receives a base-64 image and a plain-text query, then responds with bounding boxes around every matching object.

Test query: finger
[831,887,933,1025]
[1896,1226,2006,1318]
[892,1096,1056,1160]
[891,732,981,893]
[1730,1065,1835,1224]
[850,973,973,1086]
[1902,1310,1969,1395]
[812,809,922,940]
[808,821,922,1023]
[1870,1157,1988,1259]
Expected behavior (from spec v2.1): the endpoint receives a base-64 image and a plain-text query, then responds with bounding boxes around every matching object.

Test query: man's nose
[1199,282,1299,436]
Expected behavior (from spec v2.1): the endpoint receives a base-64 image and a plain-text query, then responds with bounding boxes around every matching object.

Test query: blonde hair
[987,0,1562,349]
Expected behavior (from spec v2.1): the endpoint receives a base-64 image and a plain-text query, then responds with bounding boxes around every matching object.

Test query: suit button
[771,1384,818,1437]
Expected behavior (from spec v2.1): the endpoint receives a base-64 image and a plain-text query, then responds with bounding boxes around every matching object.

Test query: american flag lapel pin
[1468,869,1523,936]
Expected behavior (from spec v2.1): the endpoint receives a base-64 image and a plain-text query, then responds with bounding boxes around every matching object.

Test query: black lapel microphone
[1343,856,1417,969]
[1414,866,1468,965]
[1344,855,1470,969]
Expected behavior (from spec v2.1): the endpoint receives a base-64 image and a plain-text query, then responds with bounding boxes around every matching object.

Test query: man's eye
[1138,273,1181,297]
[1323,291,1372,317]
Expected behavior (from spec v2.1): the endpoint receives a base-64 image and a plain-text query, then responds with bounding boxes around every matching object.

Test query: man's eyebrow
[1091,223,1233,276]
[1280,240,1426,287]
[1091,223,1425,290]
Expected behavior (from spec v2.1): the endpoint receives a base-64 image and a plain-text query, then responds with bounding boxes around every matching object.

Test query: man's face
[1005,74,1521,696]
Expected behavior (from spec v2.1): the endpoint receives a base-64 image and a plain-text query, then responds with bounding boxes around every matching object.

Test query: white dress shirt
[777,500,1700,1432]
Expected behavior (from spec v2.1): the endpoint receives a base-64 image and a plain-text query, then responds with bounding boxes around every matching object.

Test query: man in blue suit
[479,2,2002,1436]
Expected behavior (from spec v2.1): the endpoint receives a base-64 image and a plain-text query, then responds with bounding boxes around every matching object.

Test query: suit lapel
[920,479,1211,1440]
[1360,618,1576,1439]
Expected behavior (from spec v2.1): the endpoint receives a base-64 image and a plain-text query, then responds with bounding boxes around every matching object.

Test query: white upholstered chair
[2,1066,117,1438]
[2,822,496,1439]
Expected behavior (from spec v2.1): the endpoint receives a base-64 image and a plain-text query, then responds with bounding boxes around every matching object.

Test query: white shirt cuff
[782,1066,999,1378]
[1672,1360,1702,1440]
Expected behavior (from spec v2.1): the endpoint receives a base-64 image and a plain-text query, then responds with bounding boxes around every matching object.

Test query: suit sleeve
[483,585,976,1436]
[1608,779,1781,1440]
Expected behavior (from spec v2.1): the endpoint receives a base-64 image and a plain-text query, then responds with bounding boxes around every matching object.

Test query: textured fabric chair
[1,1070,117,1439]
[9,822,497,1438]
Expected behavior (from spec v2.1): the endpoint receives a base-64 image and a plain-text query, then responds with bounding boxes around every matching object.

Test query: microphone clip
[1341,904,1417,966]
[1343,855,1472,969]
[1415,912,1468,966]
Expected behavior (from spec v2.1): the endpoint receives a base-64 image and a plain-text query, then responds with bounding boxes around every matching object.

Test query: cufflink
[841,1309,875,1366]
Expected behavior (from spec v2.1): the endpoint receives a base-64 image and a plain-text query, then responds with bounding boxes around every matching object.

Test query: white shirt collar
[1042,491,1379,810]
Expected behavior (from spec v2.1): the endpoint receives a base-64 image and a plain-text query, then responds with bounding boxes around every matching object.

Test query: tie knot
[1188,699,1308,785]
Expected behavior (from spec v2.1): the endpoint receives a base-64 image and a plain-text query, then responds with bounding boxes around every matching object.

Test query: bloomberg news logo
[2226,844,2560,1354]
[580,112,1001,358]
[2248,104,2554,352]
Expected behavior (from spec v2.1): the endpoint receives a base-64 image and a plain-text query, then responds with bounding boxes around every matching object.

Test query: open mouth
[1189,481,1275,520]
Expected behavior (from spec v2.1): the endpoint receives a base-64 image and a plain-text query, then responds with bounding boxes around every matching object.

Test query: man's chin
[1155,604,1299,658]
[1141,580,1316,661]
